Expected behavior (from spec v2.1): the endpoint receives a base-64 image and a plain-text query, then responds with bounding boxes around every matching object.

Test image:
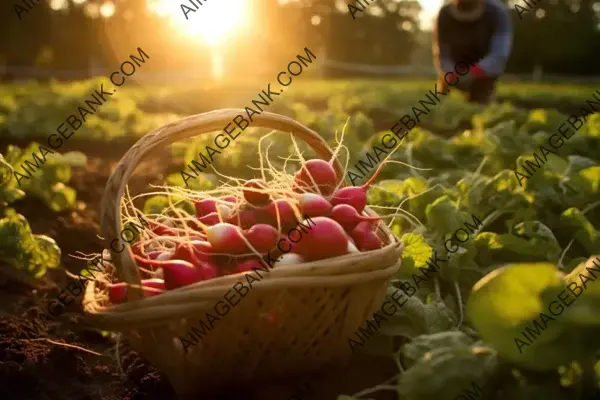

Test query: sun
[155,0,249,47]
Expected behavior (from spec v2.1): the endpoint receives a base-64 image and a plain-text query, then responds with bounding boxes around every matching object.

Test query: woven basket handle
[99,109,344,300]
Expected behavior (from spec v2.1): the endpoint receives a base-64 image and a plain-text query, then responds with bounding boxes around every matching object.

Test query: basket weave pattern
[82,110,404,394]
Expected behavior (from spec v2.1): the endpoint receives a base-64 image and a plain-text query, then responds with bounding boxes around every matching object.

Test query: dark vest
[438,2,499,64]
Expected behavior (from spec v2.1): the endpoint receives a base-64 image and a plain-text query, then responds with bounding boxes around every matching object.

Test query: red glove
[469,64,486,78]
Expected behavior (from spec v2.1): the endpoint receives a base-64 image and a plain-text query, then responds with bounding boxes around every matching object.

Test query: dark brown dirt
[0,138,398,400]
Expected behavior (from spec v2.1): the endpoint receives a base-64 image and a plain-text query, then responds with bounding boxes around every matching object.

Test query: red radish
[244,224,279,253]
[151,224,176,237]
[347,240,360,254]
[352,221,384,251]
[292,217,349,261]
[108,282,127,304]
[294,159,339,196]
[331,204,381,231]
[136,250,164,271]
[230,258,264,274]
[298,192,332,217]
[206,223,248,254]
[330,155,388,213]
[243,179,271,206]
[194,199,219,217]
[227,208,261,229]
[108,278,166,304]
[197,261,221,280]
[190,240,215,262]
[263,199,299,227]
[161,260,204,289]
[156,251,173,261]
[173,241,215,265]
[140,278,166,297]
[199,212,222,226]
[221,195,238,204]
[273,253,304,267]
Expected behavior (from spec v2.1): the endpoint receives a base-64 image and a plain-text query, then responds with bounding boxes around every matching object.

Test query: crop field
[0,78,599,400]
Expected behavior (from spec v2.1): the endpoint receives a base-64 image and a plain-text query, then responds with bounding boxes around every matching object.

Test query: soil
[0,136,399,400]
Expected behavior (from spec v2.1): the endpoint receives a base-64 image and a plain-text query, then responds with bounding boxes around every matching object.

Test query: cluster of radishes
[106,159,386,305]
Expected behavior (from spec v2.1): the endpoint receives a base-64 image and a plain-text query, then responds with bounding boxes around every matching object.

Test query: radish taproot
[294,159,339,196]
[352,221,384,251]
[243,179,271,206]
[244,224,279,253]
[206,223,248,254]
[298,192,332,217]
[292,217,348,261]
[331,204,381,231]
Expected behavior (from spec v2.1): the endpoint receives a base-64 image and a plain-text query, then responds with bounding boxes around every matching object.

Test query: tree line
[0,0,598,81]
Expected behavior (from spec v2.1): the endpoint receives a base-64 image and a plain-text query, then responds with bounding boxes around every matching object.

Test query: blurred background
[2,0,599,82]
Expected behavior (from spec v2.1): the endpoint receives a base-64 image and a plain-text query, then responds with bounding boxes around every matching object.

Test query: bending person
[433,0,513,104]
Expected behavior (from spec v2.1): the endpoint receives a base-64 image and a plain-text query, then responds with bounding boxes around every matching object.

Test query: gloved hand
[448,64,486,91]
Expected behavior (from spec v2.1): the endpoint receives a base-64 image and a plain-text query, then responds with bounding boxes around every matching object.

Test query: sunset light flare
[154,0,250,47]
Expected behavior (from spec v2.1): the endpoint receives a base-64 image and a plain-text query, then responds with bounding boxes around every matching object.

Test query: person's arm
[475,1,513,77]
[432,9,455,75]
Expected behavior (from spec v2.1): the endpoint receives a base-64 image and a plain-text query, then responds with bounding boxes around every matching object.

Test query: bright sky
[420,0,445,30]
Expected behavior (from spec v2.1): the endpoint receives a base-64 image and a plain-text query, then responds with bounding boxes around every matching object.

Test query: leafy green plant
[0,155,61,279]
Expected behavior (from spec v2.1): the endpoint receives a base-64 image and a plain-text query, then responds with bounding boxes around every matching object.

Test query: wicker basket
[82,109,404,396]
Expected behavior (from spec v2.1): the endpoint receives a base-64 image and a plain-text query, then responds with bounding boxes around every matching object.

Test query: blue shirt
[433,0,513,77]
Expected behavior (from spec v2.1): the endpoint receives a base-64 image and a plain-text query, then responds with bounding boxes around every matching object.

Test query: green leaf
[398,344,497,400]
[467,262,570,370]
[513,221,561,262]
[402,331,474,367]
[397,233,433,279]
[560,208,599,254]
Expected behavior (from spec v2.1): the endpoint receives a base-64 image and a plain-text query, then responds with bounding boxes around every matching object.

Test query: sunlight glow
[155,0,249,47]
[100,2,115,18]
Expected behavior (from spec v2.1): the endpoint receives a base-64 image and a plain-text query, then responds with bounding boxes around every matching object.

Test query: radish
[227,208,261,229]
[141,278,167,297]
[244,224,279,253]
[263,199,299,227]
[161,260,204,289]
[352,221,384,251]
[199,212,222,226]
[298,192,332,217]
[230,258,263,274]
[194,199,219,217]
[292,217,349,261]
[197,261,221,280]
[243,179,271,206]
[294,159,339,196]
[173,240,215,265]
[108,278,166,304]
[221,195,238,204]
[347,240,360,254]
[156,251,174,261]
[331,204,381,231]
[330,155,387,213]
[206,223,248,254]
[151,224,176,237]
[273,253,304,267]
